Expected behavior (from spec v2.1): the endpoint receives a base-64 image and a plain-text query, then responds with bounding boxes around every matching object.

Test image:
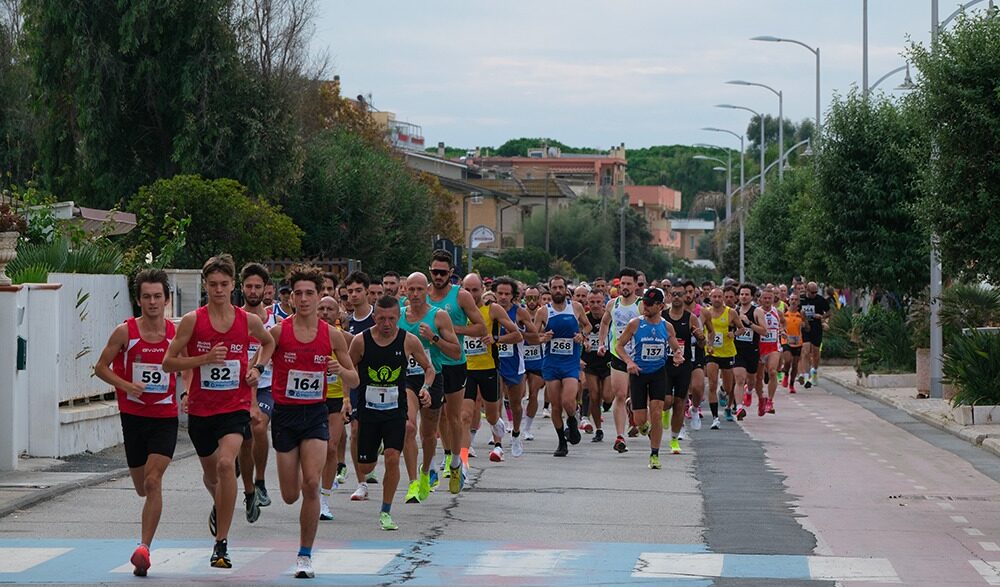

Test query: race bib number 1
[366,385,399,410]
[201,360,241,391]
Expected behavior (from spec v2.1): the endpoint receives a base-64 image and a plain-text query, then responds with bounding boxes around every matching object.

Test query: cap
[612,278,621,286]
[278,284,291,293]
[642,287,665,305]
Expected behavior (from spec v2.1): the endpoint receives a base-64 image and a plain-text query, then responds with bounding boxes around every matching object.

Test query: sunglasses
[429,269,450,276]
[339,295,348,301]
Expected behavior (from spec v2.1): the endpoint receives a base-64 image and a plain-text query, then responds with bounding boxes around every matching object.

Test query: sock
[320,487,331,497]
[245,490,254,499]
[469,429,476,446]
[254,479,266,490]
[336,462,346,473]
[298,546,312,558]
[544,401,550,409]
[444,449,452,457]
[512,430,520,437]
[710,402,719,417]
[602,401,613,412]
[459,448,469,467]
[581,389,590,415]
[381,502,391,514]
[672,431,679,439]
[555,427,566,443]
[651,448,659,456]
[215,539,227,551]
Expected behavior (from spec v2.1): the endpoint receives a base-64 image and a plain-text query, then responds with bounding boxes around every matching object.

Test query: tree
[494,138,601,157]
[126,175,302,269]
[745,167,814,284]
[284,127,435,274]
[522,198,617,279]
[908,10,1000,281]
[626,145,726,213]
[812,88,927,294]
[0,0,35,188]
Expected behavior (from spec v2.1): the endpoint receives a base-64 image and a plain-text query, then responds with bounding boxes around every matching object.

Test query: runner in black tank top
[663,284,704,454]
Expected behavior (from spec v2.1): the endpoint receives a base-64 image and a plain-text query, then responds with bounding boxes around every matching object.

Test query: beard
[245,294,262,307]
[552,292,566,304]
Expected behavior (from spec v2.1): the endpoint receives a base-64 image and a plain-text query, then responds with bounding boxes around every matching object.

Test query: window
[690,236,696,250]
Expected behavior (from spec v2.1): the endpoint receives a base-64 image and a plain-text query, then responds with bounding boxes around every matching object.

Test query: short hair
[202,254,236,281]
[701,280,715,288]
[287,263,325,293]
[683,279,697,289]
[431,249,454,267]
[322,272,338,288]
[240,262,270,285]
[134,269,170,300]
[723,285,738,296]
[548,274,566,288]
[492,276,519,298]
[344,270,370,289]
[382,271,399,281]
[593,276,607,283]
[375,295,400,310]
[618,267,639,280]
[739,283,758,296]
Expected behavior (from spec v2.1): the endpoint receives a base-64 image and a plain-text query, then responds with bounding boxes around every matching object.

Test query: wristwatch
[253,364,265,375]
[431,335,440,343]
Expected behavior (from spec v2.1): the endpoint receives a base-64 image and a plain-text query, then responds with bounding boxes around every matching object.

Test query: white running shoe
[677,426,687,441]
[710,417,721,430]
[523,430,535,441]
[350,483,368,501]
[468,446,478,458]
[319,498,333,521]
[580,417,594,433]
[691,409,702,431]
[542,407,551,419]
[295,555,315,578]
[489,446,504,462]
[512,436,524,457]
[491,418,507,439]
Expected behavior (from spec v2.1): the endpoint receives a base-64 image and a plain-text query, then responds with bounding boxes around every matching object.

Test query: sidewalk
[822,365,1000,458]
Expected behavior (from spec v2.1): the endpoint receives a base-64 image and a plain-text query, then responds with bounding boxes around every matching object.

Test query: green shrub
[852,305,915,376]
[823,306,856,359]
[944,330,1000,406]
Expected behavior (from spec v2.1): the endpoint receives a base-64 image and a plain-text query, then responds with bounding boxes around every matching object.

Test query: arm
[94,324,142,397]
[163,313,224,373]
[750,308,768,335]
[690,314,706,347]
[534,307,553,343]
[454,290,487,337]
[729,308,746,338]
[597,310,612,355]
[615,318,640,374]
[405,332,434,407]
[430,311,461,360]
[245,314,275,388]
[492,304,523,344]
[575,302,592,335]
[328,328,360,390]
[517,307,539,342]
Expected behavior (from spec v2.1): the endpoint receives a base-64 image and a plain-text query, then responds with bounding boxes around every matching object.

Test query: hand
[418,322,434,341]
[673,352,685,366]
[205,343,228,364]
[626,361,640,375]
[327,355,341,376]
[419,389,431,407]
[181,393,189,414]
[597,344,606,357]
[124,381,145,398]
[573,332,584,345]
[341,400,352,419]
[540,330,554,343]
[481,334,495,346]
[245,368,260,388]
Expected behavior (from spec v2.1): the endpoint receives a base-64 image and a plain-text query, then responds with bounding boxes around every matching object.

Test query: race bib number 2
[201,360,241,391]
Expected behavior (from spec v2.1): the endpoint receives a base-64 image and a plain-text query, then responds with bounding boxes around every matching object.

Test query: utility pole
[619,179,626,269]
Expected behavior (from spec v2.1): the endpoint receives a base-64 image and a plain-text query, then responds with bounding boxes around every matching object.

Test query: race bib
[524,345,542,361]
[670,339,685,357]
[200,360,241,390]
[550,338,574,355]
[735,329,754,342]
[803,304,816,319]
[497,343,515,358]
[587,332,602,349]
[132,362,169,394]
[406,348,432,376]
[287,369,324,400]
[713,333,724,348]
[787,334,802,346]
[762,330,779,343]
[464,337,487,356]
[366,385,399,410]
[640,343,665,362]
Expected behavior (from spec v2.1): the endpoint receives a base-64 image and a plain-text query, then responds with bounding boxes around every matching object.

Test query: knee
[252,421,268,439]
[301,475,320,497]
[405,420,417,440]
[384,451,400,467]
[216,458,235,478]
[143,473,163,496]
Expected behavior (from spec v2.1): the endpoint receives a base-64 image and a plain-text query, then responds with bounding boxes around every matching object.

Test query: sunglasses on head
[430,269,450,276]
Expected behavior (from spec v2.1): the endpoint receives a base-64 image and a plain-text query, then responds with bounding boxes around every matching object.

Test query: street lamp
[751,35,821,144]
[716,104,765,203]
[463,191,484,273]
[870,62,917,92]
[692,154,732,218]
[701,127,745,221]
[727,80,785,180]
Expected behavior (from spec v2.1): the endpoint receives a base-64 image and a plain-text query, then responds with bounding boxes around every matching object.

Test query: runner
[94,269,180,577]
[757,288,784,415]
[237,262,277,524]
[683,280,711,432]
[582,290,611,442]
[535,275,591,457]
[399,272,460,504]
[382,271,401,298]
[733,284,767,420]
[322,273,338,299]
[349,296,434,530]
[615,288,683,469]
[703,288,742,430]
[264,282,276,308]
[267,265,359,578]
[800,281,831,388]
[521,286,546,440]
[367,283,384,306]
[597,267,641,454]
[664,283,705,453]
[273,283,293,320]
[317,296,350,520]
[163,254,274,569]
[426,250,486,493]
[461,273,522,463]
[344,271,378,501]
[781,294,807,394]
[493,276,538,457]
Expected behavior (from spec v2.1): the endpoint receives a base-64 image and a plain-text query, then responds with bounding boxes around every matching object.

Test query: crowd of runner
[93,250,834,578]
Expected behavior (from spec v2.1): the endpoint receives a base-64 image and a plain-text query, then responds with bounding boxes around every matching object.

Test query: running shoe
[789,385,797,394]
[405,480,421,504]
[295,555,315,578]
[553,440,569,457]
[511,436,524,457]
[613,436,628,453]
[725,407,734,422]
[710,417,721,430]
[419,470,432,501]
[670,438,681,454]
[767,398,775,414]
[736,406,747,421]
[591,429,604,442]
[580,417,594,433]
[797,374,805,385]
[719,393,728,408]
[758,399,766,417]
[804,380,812,389]
[210,541,231,569]
[131,544,150,577]
[209,505,217,537]
[350,483,369,501]
[428,468,439,491]
[567,419,582,445]
[320,499,334,520]
[490,446,504,462]
[649,454,662,469]
[662,408,671,428]
[245,490,261,524]
[691,410,702,431]
[504,399,513,422]
[449,466,463,494]
[380,511,399,531]
[627,426,639,438]
[442,454,452,474]
[468,446,478,458]
[780,372,789,388]
[366,470,379,484]
[524,430,535,441]
[255,482,271,507]
[743,391,752,407]
[542,407,551,419]
[335,464,347,486]
[491,418,507,440]
[677,426,687,441]
[638,420,651,436]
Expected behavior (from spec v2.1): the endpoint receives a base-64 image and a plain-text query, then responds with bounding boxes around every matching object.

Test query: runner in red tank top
[163,254,274,570]
[94,269,179,577]
[267,264,358,578]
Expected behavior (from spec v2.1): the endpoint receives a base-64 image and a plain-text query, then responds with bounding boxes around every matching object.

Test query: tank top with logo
[113,317,178,418]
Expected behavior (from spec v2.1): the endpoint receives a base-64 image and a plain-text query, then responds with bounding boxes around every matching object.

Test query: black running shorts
[465,369,499,402]
[629,367,668,410]
[188,410,250,458]
[120,413,178,468]
[357,417,405,463]
[270,402,330,453]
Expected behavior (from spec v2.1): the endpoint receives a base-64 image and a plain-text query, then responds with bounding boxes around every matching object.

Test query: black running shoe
[210,540,231,569]
[566,419,582,445]
[592,429,605,443]
[553,441,569,457]
[245,490,260,524]
[255,482,271,507]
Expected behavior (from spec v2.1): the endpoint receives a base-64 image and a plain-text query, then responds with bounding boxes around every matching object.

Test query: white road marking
[633,553,723,579]
[806,556,899,582]
[966,528,986,537]
[952,516,969,524]
[0,547,72,573]
[468,549,579,576]
[969,560,1000,585]
[308,549,402,574]
[111,547,271,575]
[981,543,1000,552]
[914,485,927,490]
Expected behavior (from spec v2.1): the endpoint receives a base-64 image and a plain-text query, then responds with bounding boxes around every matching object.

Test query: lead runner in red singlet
[164,254,275,570]
[95,269,180,578]
[267,264,358,579]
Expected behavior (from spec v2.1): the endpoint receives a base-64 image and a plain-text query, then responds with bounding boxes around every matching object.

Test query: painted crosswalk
[0,539,901,584]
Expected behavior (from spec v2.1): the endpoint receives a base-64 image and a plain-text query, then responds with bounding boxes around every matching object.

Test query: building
[468,144,627,198]
[624,186,682,250]
[370,110,426,152]
[669,218,716,261]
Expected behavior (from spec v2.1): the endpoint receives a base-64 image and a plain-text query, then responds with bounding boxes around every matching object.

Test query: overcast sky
[313,1,979,151]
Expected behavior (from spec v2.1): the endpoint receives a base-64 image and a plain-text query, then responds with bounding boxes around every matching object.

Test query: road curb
[0,447,198,520]
[823,376,1000,456]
